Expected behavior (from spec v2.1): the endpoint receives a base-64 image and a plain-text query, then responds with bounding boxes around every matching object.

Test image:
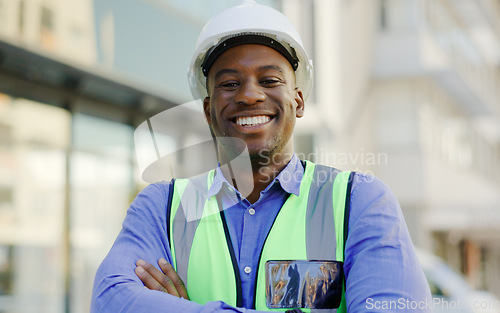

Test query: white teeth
[235,115,270,126]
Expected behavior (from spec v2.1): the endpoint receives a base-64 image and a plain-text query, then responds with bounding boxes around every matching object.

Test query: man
[91,1,431,312]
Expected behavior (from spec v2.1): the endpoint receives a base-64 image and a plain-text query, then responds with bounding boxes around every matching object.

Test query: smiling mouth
[234,115,271,127]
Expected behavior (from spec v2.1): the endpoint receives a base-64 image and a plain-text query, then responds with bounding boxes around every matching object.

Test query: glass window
[158,0,280,21]
[0,1,5,31]
[0,96,138,313]
[41,6,54,30]
[295,133,315,162]
[0,96,70,313]
[0,245,13,301]
[18,0,25,36]
[379,0,388,30]
[94,0,281,101]
[40,5,56,50]
[70,113,134,313]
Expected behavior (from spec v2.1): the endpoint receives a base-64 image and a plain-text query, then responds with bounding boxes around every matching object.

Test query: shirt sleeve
[343,173,432,313]
[91,183,262,313]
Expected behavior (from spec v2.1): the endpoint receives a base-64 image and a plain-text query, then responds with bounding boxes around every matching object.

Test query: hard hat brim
[201,34,299,77]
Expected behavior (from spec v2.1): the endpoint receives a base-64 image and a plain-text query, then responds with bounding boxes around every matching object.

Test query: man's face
[203,44,304,159]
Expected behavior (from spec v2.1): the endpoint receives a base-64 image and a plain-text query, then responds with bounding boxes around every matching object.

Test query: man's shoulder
[347,171,403,223]
[349,172,393,198]
[135,181,171,204]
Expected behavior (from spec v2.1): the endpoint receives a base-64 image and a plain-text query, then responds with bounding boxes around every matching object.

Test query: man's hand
[135,258,189,299]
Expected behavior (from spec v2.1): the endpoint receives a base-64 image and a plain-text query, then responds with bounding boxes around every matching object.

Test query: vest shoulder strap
[166,178,175,251]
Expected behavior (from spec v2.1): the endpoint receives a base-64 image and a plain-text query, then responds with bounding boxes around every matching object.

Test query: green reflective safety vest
[167,160,353,312]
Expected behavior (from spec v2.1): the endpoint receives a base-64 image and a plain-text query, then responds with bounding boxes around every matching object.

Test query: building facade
[294,0,500,297]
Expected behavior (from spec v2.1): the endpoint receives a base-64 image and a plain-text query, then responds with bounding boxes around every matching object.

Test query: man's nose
[234,81,266,105]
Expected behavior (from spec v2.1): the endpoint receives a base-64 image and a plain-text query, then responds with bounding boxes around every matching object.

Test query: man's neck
[219,150,294,204]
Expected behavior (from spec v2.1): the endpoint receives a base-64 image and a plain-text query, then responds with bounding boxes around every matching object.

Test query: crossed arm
[91,183,259,313]
[134,259,307,313]
[135,258,188,299]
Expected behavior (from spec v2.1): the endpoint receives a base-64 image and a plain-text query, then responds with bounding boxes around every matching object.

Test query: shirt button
[244,266,252,274]
[248,208,255,215]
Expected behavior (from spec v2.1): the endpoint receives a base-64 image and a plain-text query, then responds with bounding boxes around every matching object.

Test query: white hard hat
[188,0,314,101]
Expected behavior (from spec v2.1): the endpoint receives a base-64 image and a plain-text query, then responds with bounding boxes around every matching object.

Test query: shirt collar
[206,153,304,199]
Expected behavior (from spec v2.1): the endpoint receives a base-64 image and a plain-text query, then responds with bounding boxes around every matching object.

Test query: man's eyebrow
[213,65,285,81]
[214,69,238,81]
[259,65,284,73]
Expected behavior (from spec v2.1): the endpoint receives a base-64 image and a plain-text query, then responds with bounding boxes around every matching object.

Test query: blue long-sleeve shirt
[91,155,431,312]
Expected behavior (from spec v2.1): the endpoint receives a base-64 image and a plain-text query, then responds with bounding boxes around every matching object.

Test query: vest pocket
[264,260,343,309]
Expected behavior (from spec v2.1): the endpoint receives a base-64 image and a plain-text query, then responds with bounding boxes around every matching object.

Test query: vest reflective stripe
[169,178,187,273]
[332,171,351,262]
[188,193,238,305]
[168,161,351,312]
[169,172,214,284]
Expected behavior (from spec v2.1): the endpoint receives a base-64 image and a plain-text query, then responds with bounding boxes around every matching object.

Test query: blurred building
[292,0,500,297]
[0,1,100,312]
[0,1,280,312]
[0,0,499,312]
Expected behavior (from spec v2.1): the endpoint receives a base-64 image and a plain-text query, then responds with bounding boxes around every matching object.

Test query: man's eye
[220,82,239,88]
[261,79,281,86]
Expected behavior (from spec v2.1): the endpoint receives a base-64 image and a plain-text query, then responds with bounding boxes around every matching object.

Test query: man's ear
[203,97,211,124]
[294,88,305,118]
